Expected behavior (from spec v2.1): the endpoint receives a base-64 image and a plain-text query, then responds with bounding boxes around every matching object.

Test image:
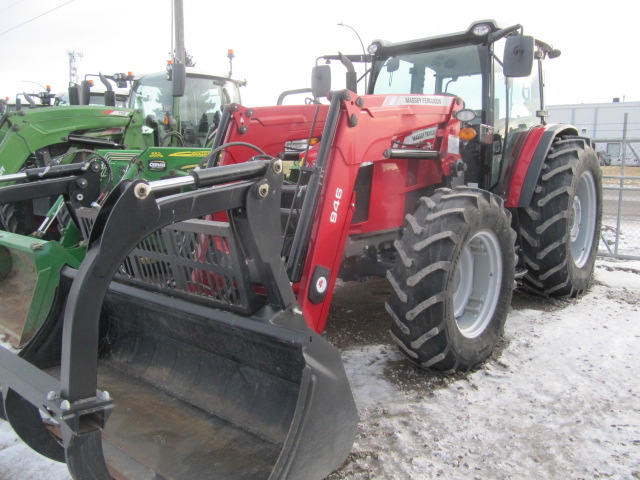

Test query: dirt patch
[323,278,395,350]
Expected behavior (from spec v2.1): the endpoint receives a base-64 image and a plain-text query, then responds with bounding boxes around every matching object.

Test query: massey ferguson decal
[382,95,454,107]
[403,126,437,147]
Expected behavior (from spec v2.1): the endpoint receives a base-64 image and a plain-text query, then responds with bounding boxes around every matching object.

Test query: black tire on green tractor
[0,201,38,235]
[0,156,39,234]
[0,194,71,238]
[0,152,75,237]
[386,187,516,372]
[519,136,602,298]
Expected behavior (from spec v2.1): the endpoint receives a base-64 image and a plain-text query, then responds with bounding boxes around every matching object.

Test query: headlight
[455,109,477,122]
[472,24,492,36]
[367,42,380,54]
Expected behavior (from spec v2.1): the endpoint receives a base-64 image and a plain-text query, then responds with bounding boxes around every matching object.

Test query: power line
[0,0,27,15]
[0,0,74,37]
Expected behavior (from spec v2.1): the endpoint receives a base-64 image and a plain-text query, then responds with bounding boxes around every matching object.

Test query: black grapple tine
[3,388,65,463]
[65,430,112,480]
[0,158,357,480]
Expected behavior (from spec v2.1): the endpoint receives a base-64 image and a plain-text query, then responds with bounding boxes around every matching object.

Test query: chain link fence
[597,141,640,260]
[546,102,640,259]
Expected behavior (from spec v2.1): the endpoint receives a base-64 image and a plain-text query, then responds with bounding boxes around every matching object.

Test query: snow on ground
[1,258,639,480]
[329,259,640,479]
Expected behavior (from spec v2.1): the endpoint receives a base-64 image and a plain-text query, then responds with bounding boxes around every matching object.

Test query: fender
[504,123,579,208]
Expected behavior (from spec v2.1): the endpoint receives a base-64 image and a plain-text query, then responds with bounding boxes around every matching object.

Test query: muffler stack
[0,158,357,479]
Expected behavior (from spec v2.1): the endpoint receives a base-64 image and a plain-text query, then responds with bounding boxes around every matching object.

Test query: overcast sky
[0,0,637,107]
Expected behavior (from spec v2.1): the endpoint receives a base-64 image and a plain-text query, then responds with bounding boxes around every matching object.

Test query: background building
[547,100,640,166]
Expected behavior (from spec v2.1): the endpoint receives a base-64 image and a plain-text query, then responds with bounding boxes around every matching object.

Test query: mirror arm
[488,24,522,44]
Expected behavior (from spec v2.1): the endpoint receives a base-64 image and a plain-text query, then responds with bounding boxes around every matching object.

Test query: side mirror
[503,35,534,78]
[104,90,116,107]
[171,63,187,97]
[68,85,81,105]
[311,65,331,99]
[80,80,91,105]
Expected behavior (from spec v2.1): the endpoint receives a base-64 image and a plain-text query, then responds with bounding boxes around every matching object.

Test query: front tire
[386,187,516,372]
[0,156,41,234]
[519,136,602,297]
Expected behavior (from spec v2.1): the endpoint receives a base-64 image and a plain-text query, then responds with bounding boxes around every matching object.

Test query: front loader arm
[0,107,142,178]
[0,158,357,480]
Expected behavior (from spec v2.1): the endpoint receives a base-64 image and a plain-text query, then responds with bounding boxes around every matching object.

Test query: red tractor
[0,20,602,479]
[215,19,602,371]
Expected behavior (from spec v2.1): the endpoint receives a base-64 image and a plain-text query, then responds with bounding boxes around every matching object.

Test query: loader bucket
[94,284,355,479]
[0,159,357,480]
[0,234,83,347]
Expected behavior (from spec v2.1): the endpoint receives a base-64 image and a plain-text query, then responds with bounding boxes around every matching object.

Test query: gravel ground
[1,258,639,480]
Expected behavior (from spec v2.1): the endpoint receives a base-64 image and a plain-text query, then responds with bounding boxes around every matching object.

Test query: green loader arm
[0,106,150,178]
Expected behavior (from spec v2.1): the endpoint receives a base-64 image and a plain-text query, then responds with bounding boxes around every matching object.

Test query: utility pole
[67,49,83,86]
[173,0,185,64]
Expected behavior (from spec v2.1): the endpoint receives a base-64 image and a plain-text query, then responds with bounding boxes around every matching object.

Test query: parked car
[598,151,612,166]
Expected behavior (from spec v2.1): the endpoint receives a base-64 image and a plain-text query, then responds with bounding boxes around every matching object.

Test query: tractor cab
[367,20,561,192]
[129,68,245,148]
[316,20,561,195]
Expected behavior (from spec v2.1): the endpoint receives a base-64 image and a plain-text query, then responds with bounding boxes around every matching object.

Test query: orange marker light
[459,127,477,141]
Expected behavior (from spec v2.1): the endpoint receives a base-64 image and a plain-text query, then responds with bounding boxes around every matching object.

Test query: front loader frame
[0,161,103,346]
[0,157,357,479]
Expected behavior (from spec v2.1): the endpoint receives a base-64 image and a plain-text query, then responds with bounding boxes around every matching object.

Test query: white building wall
[547,102,640,142]
[547,102,640,164]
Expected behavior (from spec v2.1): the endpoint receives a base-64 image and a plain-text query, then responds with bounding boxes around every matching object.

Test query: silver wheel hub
[453,230,503,339]
[571,171,597,268]
[570,196,582,242]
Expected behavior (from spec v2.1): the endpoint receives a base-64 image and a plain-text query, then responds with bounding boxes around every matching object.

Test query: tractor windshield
[129,72,242,147]
[371,44,483,110]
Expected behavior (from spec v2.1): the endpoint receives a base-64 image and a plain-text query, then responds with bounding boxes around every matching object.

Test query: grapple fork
[0,158,357,479]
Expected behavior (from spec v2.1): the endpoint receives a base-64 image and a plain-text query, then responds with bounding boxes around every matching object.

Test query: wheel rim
[453,230,503,339]
[570,170,597,268]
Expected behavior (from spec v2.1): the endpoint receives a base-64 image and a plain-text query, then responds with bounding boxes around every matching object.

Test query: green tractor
[0,53,245,347]
[0,145,212,347]
[0,64,244,235]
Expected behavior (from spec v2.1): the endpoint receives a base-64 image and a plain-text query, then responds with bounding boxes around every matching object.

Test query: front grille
[76,208,259,314]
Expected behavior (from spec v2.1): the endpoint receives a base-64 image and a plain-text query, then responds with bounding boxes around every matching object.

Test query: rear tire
[386,187,516,372]
[0,201,38,235]
[519,136,602,297]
